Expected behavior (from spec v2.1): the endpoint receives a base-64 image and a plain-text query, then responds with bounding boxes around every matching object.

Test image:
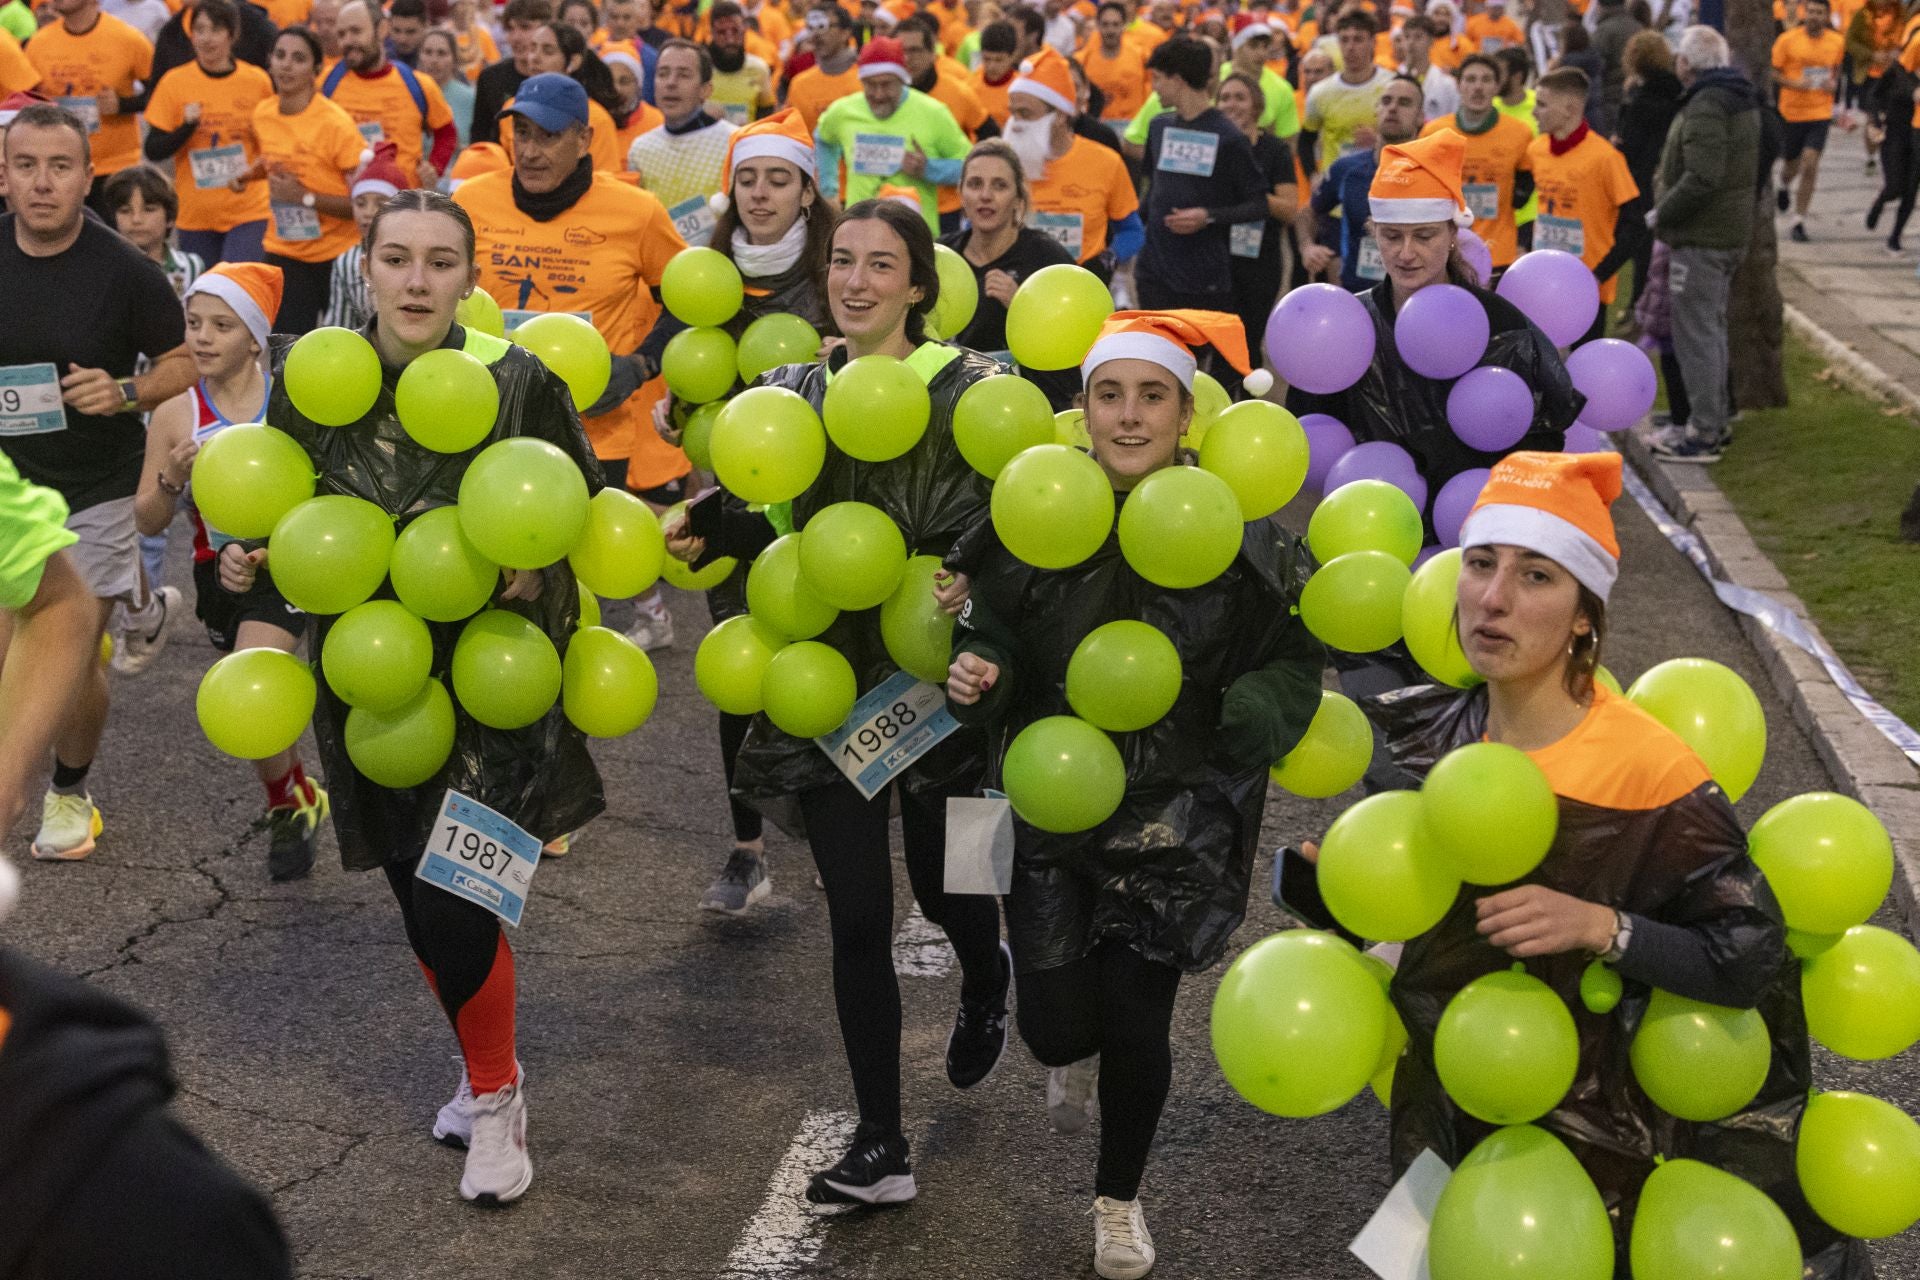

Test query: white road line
[892,904,956,978]
[722,1109,858,1279]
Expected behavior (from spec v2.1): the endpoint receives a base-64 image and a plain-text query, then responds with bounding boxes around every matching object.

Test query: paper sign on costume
[1803,65,1832,91]
[944,794,1014,895]
[1158,126,1219,176]
[815,669,959,800]
[502,308,594,332]
[1349,1148,1452,1280]
[56,96,101,134]
[0,364,66,437]
[1356,234,1387,280]
[189,143,249,190]
[852,132,908,177]
[357,120,386,144]
[416,790,542,927]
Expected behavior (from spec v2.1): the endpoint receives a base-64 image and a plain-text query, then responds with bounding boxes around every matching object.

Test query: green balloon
[1054,407,1089,449]
[1269,689,1371,798]
[879,554,954,683]
[344,678,454,788]
[1802,925,1920,1061]
[569,488,665,598]
[1182,370,1231,449]
[746,533,840,640]
[1579,959,1623,1014]
[1209,929,1388,1118]
[1422,741,1558,885]
[285,326,381,427]
[578,588,602,629]
[797,501,907,612]
[694,614,785,714]
[1595,664,1622,695]
[737,313,821,383]
[1629,988,1771,1122]
[1002,715,1126,834]
[1626,657,1767,803]
[269,495,396,616]
[661,245,744,328]
[1435,966,1579,1126]
[1631,1158,1802,1280]
[1300,551,1412,653]
[456,437,591,570]
[1401,547,1481,688]
[1117,465,1243,590]
[189,422,315,539]
[450,608,563,730]
[456,289,506,338]
[662,325,739,404]
[321,600,433,712]
[1308,478,1423,565]
[1006,263,1112,370]
[679,400,723,472]
[1317,790,1459,941]
[710,386,826,504]
[1746,791,1894,936]
[952,374,1055,479]
[1428,1125,1614,1280]
[195,648,316,760]
[394,348,500,453]
[390,506,499,623]
[1197,401,1309,520]
[1788,927,1843,959]
[823,355,930,462]
[1369,972,1409,1109]
[562,625,658,738]
[1065,619,1182,733]
[761,640,857,738]
[513,312,611,409]
[990,445,1114,571]
[1796,1090,1920,1239]
[928,242,978,339]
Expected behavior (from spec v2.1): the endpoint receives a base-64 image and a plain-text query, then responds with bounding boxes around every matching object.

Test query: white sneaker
[459,1073,533,1205]
[624,605,675,652]
[1092,1196,1156,1280]
[31,791,102,861]
[112,585,180,676]
[1047,1055,1099,1135]
[433,1059,476,1148]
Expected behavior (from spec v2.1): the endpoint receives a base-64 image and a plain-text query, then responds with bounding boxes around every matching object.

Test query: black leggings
[718,711,763,843]
[1016,941,1184,1201]
[799,777,1004,1140]
[384,858,503,1017]
[264,254,335,337]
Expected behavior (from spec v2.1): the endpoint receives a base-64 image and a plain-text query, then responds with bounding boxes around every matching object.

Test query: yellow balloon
[661,246,744,328]
[929,243,978,339]
[1402,548,1480,688]
[456,289,506,338]
[513,312,612,410]
[568,488,665,598]
[1006,264,1113,370]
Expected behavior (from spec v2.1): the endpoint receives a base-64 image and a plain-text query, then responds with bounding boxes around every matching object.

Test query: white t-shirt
[1405,63,1460,122]
[102,0,168,42]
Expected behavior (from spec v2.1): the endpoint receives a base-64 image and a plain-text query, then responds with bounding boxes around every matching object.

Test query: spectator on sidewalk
[1589,0,1643,132]
[1613,29,1682,308]
[1647,25,1759,465]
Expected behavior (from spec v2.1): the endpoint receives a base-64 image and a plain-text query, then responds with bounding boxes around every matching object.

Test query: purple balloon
[1432,467,1492,548]
[1412,543,1445,569]
[1445,365,1534,453]
[1267,283,1377,395]
[1325,440,1428,512]
[1395,284,1490,381]
[1300,412,1356,494]
[1496,249,1600,349]
[1563,423,1619,454]
[1565,337,1659,432]
[1457,227,1493,287]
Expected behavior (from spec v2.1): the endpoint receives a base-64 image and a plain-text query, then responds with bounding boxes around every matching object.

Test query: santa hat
[1458,451,1623,602]
[1228,15,1273,48]
[0,89,50,127]
[857,35,910,82]
[875,183,924,209]
[710,107,817,214]
[1081,310,1271,397]
[185,262,284,355]
[601,45,647,85]
[1368,128,1473,227]
[1009,46,1075,116]
[351,141,413,201]
[448,141,511,189]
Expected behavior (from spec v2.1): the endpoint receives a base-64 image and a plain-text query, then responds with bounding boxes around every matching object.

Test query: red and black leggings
[385,858,519,1095]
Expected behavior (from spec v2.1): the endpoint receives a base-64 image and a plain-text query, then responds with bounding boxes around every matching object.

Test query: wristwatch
[118,378,139,413]
[1599,909,1634,963]
[302,192,317,209]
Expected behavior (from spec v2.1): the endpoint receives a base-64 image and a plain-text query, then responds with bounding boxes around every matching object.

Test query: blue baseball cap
[500,73,589,132]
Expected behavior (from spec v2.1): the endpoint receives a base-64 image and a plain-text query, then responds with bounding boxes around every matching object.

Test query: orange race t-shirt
[24,15,152,173]
[145,60,274,231]
[1081,38,1148,120]
[261,0,310,26]
[250,91,365,262]
[1464,11,1524,52]
[453,22,500,78]
[455,169,690,475]
[1027,134,1139,264]
[969,65,1014,125]
[785,62,860,133]
[1429,31,1469,68]
[1423,109,1532,265]
[1772,26,1845,120]
[1526,128,1638,303]
[613,98,666,174]
[321,62,454,178]
[0,29,36,97]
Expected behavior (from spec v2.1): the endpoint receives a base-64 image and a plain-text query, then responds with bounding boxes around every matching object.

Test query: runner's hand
[1163,207,1209,234]
[96,88,120,116]
[60,365,124,416]
[267,170,305,204]
[585,354,646,416]
[947,652,998,704]
[932,568,970,615]
[1300,243,1336,273]
[164,436,200,488]
[1474,884,1617,958]
[664,517,705,563]
[901,138,929,178]
[219,543,264,593]
[653,394,681,443]
[499,567,544,601]
[416,159,440,188]
[982,269,1018,306]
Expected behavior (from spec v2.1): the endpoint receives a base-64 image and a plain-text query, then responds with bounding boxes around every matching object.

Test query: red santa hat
[351,141,414,201]
[857,35,910,82]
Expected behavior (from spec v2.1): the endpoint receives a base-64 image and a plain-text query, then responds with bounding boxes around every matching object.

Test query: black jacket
[1614,67,1683,197]
[150,0,277,83]
[471,58,528,145]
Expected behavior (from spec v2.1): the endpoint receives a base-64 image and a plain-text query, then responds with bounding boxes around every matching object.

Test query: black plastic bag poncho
[1374,683,1873,1278]
[948,503,1326,973]
[266,324,607,872]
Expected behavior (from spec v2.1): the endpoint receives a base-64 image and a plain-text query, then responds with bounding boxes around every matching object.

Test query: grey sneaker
[624,606,675,652]
[112,585,180,676]
[1650,431,1726,465]
[699,846,771,914]
[1047,1055,1099,1135]
[1092,1196,1156,1280]
[459,1074,532,1205]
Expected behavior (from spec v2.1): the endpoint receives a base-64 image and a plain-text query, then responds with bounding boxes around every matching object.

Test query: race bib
[1230,221,1264,258]
[1030,209,1085,259]
[816,669,960,800]
[502,308,594,332]
[189,143,248,190]
[416,790,542,927]
[56,95,101,134]
[852,131,907,177]
[1356,233,1387,281]
[1479,35,1506,51]
[721,100,750,125]
[271,202,323,242]
[1158,126,1219,176]
[1803,65,1832,91]
[669,192,718,246]
[1536,213,1585,257]
[357,119,386,144]
[1464,182,1499,221]
[0,363,66,436]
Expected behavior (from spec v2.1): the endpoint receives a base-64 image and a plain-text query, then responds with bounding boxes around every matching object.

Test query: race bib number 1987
[417,790,542,927]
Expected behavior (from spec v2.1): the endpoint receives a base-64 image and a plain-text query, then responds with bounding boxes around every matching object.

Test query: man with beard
[322,0,457,185]
[1294,72,1423,291]
[785,1,858,131]
[816,34,970,230]
[1009,46,1140,280]
[705,0,773,124]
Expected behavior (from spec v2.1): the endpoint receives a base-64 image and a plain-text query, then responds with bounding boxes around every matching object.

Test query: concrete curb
[1621,429,1920,931]
[1783,303,1920,422]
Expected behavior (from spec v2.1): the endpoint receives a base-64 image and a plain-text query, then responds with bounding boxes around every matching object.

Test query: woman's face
[732,157,813,243]
[269,33,317,94]
[418,34,457,81]
[524,25,569,74]
[1217,78,1256,130]
[186,292,258,375]
[828,216,923,348]
[959,155,1019,235]
[1375,221,1455,293]
[1457,543,1591,685]
[361,209,480,352]
[608,60,640,106]
[1083,358,1191,489]
[191,12,236,68]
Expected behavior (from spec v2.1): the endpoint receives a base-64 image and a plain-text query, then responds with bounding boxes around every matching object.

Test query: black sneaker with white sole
[804,1132,916,1214]
[946,940,1012,1089]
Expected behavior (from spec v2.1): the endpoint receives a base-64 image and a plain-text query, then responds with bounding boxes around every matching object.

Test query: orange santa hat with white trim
[1009,46,1076,116]
[1079,310,1272,398]
[1368,127,1475,228]
[709,107,817,215]
[184,262,285,355]
[1458,450,1624,602]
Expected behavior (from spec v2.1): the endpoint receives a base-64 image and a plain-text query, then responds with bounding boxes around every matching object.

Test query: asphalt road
[7,490,1920,1280]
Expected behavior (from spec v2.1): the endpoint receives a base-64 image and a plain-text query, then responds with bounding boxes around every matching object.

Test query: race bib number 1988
[816,669,960,800]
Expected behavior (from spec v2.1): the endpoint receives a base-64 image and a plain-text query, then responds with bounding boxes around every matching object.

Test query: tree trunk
[1725,0,1789,409]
